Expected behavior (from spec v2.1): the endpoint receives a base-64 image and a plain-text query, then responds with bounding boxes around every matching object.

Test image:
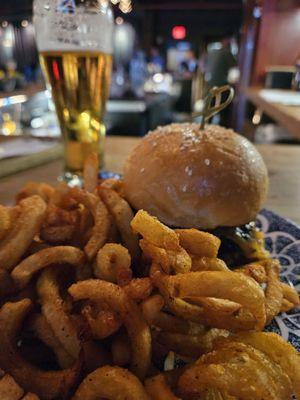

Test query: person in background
[129,49,148,97]
[181,50,198,75]
[149,47,165,72]
[205,36,236,89]
[204,36,237,126]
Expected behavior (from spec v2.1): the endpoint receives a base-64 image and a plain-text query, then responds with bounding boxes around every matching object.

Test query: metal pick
[193,85,235,129]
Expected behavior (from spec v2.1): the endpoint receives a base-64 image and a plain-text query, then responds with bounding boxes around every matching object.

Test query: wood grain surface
[244,87,300,139]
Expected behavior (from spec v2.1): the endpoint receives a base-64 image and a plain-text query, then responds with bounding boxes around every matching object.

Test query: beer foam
[33,1,114,54]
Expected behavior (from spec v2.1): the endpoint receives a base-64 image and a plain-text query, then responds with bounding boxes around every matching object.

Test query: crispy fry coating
[16,182,54,203]
[94,243,132,284]
[175,229,221,257]
[0,300,80,400]
[0,196,47,271]
[0,205,11,241]
[178,340,293,399]
[145,374,180,400]
[81,304,122,339]
[71,366,150,400]
[0,373,24,400]
[70,187,111,260]
[11,246,85,289]
[37,268,81,359]
[131,210,180,251]
[69,279,151,379]
[99,187,140,262]
[154,270,266,331]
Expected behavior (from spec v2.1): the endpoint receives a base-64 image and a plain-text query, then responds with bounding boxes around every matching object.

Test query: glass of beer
[33,0,114,180]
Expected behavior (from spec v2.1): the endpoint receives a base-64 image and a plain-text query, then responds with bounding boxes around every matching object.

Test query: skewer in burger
[123,123,269,267]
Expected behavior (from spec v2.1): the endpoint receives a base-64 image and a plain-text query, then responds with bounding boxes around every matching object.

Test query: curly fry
[235,262,267,283]
[154,329,229,358]
[69,280,151,379]
[81,304,122,339]
[155,270,266,331]
[16,182,55,203]
[22,394,40,400]
[145,374,180,400]
[94,243,132,284]
[0,373,24,400]
[28,313,74,368]
[175,229,221,258]
[140,238,191,274]
[0,299,80,400]
[71,366,150,400]
[280,281,299,309]
[0,205,11,241]
[232,332,300,399]
[100,178,125,197]
[123,278,153,302]
[191,256,229,272]
[178,341,293,399]
[99,187,140,262]
[37,268,81,359]
[142,294,189,334]
[41,204,80,244]
[70,187,111,260]
[11,246,85,289]
[263,259,283,324]
[0,196,47,271]
[131,210,180,251]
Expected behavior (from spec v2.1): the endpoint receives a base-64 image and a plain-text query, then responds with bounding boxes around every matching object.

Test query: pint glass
[33,0,114,178]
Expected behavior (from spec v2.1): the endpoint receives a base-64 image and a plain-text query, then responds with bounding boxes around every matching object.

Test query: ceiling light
[21,20,29,28]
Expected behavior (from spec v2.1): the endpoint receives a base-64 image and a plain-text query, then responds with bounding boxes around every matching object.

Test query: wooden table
[244,87,300,139]
[0,136,300,225]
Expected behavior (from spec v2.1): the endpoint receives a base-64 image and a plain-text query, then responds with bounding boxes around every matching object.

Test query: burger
[123,123,269,267]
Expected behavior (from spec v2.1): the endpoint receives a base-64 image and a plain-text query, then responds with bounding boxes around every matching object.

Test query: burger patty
[211,222,270,268]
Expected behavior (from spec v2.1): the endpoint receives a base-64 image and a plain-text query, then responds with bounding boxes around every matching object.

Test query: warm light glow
[21,20,29,28]
[172,25,186,40]
[1,21,8,28]
[153,73,164,83]
[116,17,124,25]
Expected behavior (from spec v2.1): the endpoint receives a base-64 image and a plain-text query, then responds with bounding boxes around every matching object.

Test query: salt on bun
[123,123,269,229]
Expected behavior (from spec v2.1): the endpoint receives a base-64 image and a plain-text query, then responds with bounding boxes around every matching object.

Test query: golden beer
[40,51,112,172]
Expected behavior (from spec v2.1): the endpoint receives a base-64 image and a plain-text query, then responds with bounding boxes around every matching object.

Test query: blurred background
[0,0,299,143]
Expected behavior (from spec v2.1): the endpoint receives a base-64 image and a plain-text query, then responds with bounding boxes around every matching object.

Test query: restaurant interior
[0,0,300,223]
[0,1,300,397]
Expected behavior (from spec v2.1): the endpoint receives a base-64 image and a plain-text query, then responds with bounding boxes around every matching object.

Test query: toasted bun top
[123,123,269,229]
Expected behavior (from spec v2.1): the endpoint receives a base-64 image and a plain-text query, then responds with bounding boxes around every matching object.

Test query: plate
[257,209,300,350]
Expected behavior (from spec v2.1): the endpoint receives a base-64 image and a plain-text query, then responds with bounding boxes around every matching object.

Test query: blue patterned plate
[257,209,300,351]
